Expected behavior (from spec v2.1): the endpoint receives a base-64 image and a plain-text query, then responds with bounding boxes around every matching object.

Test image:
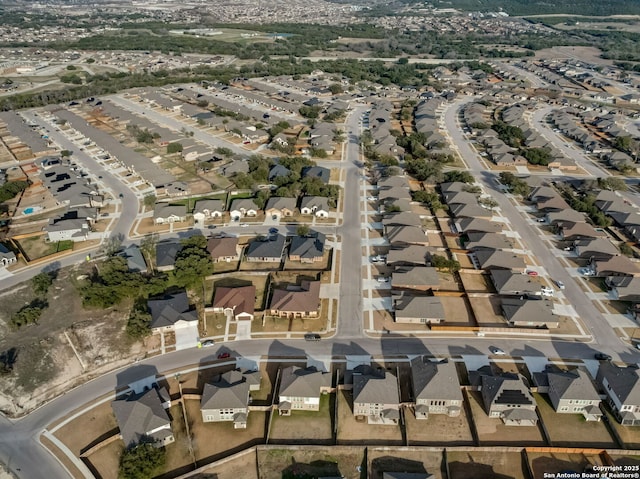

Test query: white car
[377,276,390,283]
[367,196,378,201]
[489,346,506,356]
[541,286,554,297]
[555,280,565,290]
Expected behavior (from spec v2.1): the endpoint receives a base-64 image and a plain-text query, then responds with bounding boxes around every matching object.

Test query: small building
[593,256,640,278]
[147,291,198,332]
[269,280,321,318]
[289,233,325,263]
[574,237,619,261]
[201,370,257,428]
[265,196,297,218]
[212,285,255,321]
[597,362,640,426]
[229,198,259,220]
[206,236,240,263]
[118,244,147,274]
[501,298,558,328]
[0,243,17,267]
[475,250,526,273]
[193,199,224,221]
[299,196,330,218]
[411,357,462,419]
[385,225,428,247]
[391,267,440,292]
[353,369,400,425]
[533,368,602,421]
[606,276,640,302]
[111,387,174,448]
[153,204,188,224]
[393,295,445,324]
[480,372,538,426]
[245,234,286,263]
[155,241,182,272]
[490,270,540,296]
[278,366,331,415]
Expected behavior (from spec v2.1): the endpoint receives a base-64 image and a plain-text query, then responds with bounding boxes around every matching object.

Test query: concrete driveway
[175,323,199,350]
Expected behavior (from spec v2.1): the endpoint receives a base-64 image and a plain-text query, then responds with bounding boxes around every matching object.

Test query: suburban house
[289,233,325,263]
[245,235,286,262]
[265,196,297,218]
[546,209,586,226]
[455,217,502,234]
[574,237,619,260]
[386,245,433,267]
[155,241,182,272]
[533,368,602,421]
[353,368,400,424]
[490,270,541,296]
[118,244,148,274]
[278,366,331,415]
[391,267,440,292]
[269,280,321,318]
[385,225,428,247]
[229,198,259,220]
[193,199,224,221]
[111,386,174,448]
[593,255,640,277]
[597,362,640,425]
[559,222,605,241]
[302,166,330,184]
[464,232,513,251]
[605,276,640,302]
[411,357,462,419]
[0,243,17,267]
[382,212,423,228]
[200,369,260,428]
[480,372,538,426]
[153,204,188,224]
[268,164,291,182]
[501,298,558,328]
[206,236,241,263]
[299,196,330,218]
[393,295,445,324]
[45,218,89,242]
[475,250,526,273]
[382,473,434,479]
[147,291,198,332]
[212,285,256,321]
[450,203,492,220]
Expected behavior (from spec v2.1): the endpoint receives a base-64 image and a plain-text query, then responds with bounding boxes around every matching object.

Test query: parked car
[304,333,321,341]
[218,352,231,359]
[268,227,279,234]
[377,276,390,283]
[526,270,538,276]
[555,280,565,290]
[200,339,215,347]
[595,353,612,361]
[541,286,554,297]
[489,346,506,356]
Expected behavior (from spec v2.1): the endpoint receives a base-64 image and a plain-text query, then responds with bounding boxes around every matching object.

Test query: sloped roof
[155,241,181,268]
[598,362,640,406]
[290,233,325,259]
[201,370,250,410]
[394,295,444,320]
[279,366,330,398]
[245,234,286,259]
[501,298,555,325]
[410,357,462,402]
[148,291,197,328]
[465,232,513,251]
[481,373,535,408]
[265,196,297,212]
[213,285,255,316]
[490,270,539,294]
[475,250,526,270]
[207,236,239,259]
[194,199,224,214]
[353,371,399,406]
[392,267,440,287]
[547,369,600,402]
[112,387,171,447]
[270,280,321,313]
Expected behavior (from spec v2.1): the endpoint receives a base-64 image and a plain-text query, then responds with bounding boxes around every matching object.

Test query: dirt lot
[465,391,546,446]
[460,273,493,293]
[533,393,616,448]
[268,393,333,444]
[184,400,267,465]
[190,449,258,479]
[256,446,365,479]
[0,267,150,415]
[437,271,461,292]
[405,408,474,446]
[604,407,640,448]
[15,236,73,261]
[440,296,476,326]
[468,296,505,327]
[85,439,123,479]
[368,449,444,479]
[528,452,604,479]
[448,450,526,479]
[336,390,403,445]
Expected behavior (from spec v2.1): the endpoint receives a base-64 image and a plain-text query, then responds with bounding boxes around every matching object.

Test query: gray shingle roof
[411,357,462,402]
[111,387,171,447]
[279,366,330,398]
[148,291,197,329]
[245,234,286,260]
[201,370,250,410]
[353,371,399,406]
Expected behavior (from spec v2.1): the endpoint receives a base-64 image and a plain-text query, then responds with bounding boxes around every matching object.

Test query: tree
[167,142,183,154]
[173,236,213,288]
[299,105,321,119]
[140,234,159,269]
[143,195,156,209]
[431,254,460,274]
[598,177,628,191]
[118,441,166,479]
[60,150,72,157]
[479,197,499,210]
[32,272,54,296]
[412,190,445,211]
[296,225,310,236]
[443,170,475,184]
[66,65,77,71]
[328,83,343,94]
[614,135,633,152]
[620,242,635,257]
[126,308,152,340]
[11,299,47,329]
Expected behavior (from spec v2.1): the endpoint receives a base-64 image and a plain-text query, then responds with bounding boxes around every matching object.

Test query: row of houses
[110,357,640,450]
[154,194,332,226]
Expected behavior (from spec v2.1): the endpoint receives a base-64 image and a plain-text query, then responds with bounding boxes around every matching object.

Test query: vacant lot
[336,390,402,445]
[269,393,333,444]
[448,450,526,479]
[16,236,73,261]
[369,449,444,479]
[437,271,461,292]
[85,439,123,479]
[185,400,267,465]
[405,408,474,446]
[191,449,258,479]
[534,393,615,447]
[53,400,119,457]
[257,446,364,479]
[465,391,546,446]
